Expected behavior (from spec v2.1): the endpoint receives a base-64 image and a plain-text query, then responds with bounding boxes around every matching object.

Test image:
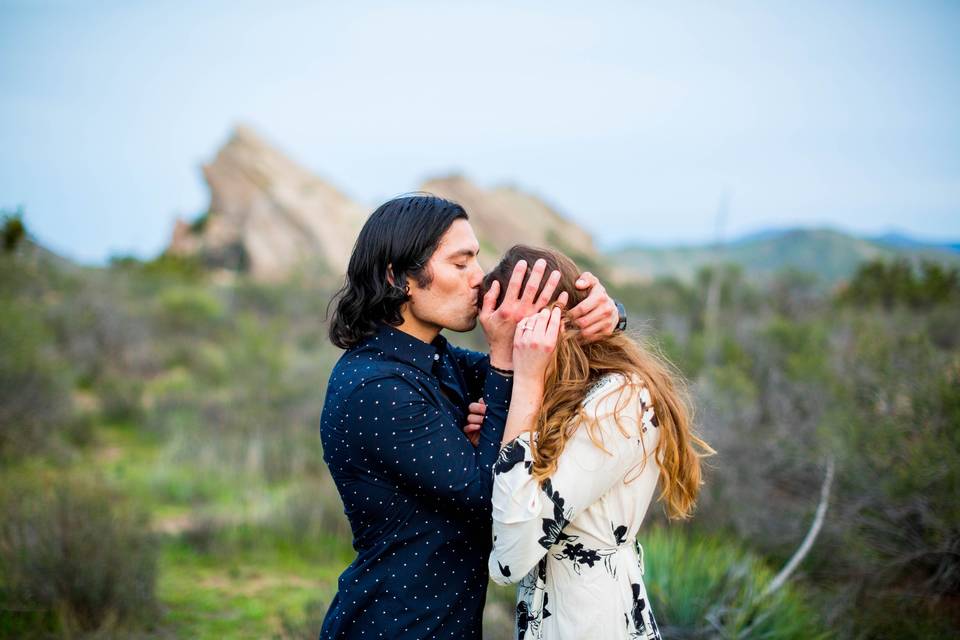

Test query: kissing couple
[318,195,711,640]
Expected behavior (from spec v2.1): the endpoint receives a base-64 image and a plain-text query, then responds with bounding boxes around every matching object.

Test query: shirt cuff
[480,365,513,443]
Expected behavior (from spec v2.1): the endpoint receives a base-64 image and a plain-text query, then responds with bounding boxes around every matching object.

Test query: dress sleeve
[488,375,659,584]
[346,368,512,516]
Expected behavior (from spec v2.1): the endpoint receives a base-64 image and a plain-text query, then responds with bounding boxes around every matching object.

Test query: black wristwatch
[614,300,627,332]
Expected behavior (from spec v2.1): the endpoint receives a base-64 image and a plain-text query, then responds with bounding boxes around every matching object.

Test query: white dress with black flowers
[489,373,663,640]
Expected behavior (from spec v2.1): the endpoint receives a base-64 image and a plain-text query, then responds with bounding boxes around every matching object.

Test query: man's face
[406,219,485,333]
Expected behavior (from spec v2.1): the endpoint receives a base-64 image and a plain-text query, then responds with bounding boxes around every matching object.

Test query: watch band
[614,300,627,332]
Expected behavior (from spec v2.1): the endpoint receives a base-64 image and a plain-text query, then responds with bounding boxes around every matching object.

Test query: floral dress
[489,373,663,640]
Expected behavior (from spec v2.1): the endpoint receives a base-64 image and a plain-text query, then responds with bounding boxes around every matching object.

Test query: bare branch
[762,455,836,598]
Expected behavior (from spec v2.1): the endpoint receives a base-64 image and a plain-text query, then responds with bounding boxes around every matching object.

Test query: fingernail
[576,279,585,287]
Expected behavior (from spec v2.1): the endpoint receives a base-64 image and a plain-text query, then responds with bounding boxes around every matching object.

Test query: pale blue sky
[2,0,958,263]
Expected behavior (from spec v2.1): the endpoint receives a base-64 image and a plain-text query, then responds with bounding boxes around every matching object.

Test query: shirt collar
[364,323,448,377]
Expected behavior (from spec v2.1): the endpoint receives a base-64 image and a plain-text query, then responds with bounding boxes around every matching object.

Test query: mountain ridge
[610,227,960,285]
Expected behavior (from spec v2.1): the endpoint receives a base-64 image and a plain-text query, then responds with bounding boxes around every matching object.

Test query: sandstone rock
[168,127,604,281]
[420,175,600,271]
[168,125,367,281]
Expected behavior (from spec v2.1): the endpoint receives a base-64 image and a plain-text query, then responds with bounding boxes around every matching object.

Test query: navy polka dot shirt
[319,323,513,639]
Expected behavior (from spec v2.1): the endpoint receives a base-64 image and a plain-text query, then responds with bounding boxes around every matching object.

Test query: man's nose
[468,263,485,288]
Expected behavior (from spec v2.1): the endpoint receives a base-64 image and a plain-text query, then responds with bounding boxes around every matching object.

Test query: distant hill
[609,228,960,285]
[870,232,960,253]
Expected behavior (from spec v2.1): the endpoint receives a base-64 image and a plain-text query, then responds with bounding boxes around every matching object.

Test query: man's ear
[386,264,410,294]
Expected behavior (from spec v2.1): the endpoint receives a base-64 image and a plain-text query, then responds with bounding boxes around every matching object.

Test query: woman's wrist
[511,375,544,397]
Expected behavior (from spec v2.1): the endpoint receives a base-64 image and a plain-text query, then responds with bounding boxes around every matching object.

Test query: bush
[0,301,71,457]
[156,286,225,332]
[180,478,353,560]
[1,210,26,253]
[839,258,960,309]
[96,374,144,423]
[273,479,353,545]
[0,476,159,635]
[642,527,829,639]
[274,599,327,640]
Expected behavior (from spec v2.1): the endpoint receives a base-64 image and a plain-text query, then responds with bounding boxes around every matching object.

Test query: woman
[484,246,712,640]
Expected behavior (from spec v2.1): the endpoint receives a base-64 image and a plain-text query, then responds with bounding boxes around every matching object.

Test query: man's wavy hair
[327,194,468,349]
[482,245,714,520]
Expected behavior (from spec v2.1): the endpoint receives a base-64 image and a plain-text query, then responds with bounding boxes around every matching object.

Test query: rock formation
[169,126,604,280]
[167,125,367,281]
[419,175,601,271]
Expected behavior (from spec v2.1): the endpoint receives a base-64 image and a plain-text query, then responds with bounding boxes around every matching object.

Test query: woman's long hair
[327,194,468,349]
[482,245,713,519]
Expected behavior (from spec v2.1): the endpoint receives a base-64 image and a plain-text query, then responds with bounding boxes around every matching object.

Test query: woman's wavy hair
[328,194,468,349]
[481,245,714,519]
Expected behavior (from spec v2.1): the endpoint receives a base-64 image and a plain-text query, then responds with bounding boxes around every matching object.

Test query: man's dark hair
[327,194,468,349]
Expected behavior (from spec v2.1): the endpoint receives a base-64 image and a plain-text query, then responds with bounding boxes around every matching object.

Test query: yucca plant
[642,527,830,639]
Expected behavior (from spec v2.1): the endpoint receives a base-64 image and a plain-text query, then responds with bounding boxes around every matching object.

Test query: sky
[2,0,959,264]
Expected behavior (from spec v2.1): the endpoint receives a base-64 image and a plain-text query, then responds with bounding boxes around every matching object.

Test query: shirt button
[433,354,440,361]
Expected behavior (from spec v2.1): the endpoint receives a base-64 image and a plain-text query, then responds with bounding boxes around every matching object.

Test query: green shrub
[140,253,205,281]
[274,598,327,640]
[642,527,829,639]
[839,258,960,309]
[96,374,144,423]
[273,479,353,545]
[1,210,25,253]
[156,286,225,331]
[0,301,71,456]
[0,476,159,635]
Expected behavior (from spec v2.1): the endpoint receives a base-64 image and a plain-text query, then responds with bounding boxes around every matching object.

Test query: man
[319,195,622,639]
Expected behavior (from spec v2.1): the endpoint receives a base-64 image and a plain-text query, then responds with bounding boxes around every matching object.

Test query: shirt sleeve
[345,367,513,517]
[488,375,658,584]
[447,344,490,402]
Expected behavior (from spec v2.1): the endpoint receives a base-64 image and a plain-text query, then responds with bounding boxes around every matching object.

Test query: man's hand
[480,258,567,368]
[462,398,486,447]
[566,271,619,343]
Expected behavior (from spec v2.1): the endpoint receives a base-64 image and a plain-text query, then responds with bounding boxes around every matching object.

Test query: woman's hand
[462,398,485,447]
[498,306,563,446]
[479,259,566,369]
[512,306,564,385]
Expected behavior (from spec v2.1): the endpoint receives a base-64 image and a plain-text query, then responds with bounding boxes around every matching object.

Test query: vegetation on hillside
[1,213,958,637]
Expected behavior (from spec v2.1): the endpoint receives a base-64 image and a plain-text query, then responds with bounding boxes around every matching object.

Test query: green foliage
[840,257,960,309]
[0,475,159,635]
[1,208,26,253]
[0,298,72,457]
[821,316,960,606]
[274,599,327,640]
[96,373,145,423]
[157,285,226,331]
[189,211,211,233]
[643,527,829,639]
[4,225,959,636]
[137,253,206,282]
